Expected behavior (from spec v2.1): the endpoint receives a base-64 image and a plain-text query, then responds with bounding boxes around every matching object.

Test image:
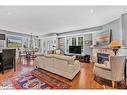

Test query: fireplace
[97,53,109,64]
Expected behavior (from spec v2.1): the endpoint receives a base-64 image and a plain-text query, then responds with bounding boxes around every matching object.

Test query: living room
[0,4,127,93]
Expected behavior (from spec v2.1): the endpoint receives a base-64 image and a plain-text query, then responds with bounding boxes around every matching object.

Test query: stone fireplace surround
[92,47,115,63]
[92,46,127,77]
[97,53,109,64]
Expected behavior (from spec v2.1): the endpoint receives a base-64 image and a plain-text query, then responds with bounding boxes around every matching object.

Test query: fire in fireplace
[97,53,109,64]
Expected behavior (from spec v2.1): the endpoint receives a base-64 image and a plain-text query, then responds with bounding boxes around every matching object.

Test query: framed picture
[7,36,22,47]
[95,30,111,46]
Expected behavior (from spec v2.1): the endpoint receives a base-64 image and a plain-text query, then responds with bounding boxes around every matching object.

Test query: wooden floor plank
[0,58,125,89]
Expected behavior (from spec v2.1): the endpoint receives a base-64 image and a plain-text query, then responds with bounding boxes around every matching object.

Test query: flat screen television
[69,46,81,54]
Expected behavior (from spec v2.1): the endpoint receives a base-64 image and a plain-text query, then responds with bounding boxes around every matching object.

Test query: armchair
[93,56,126,88]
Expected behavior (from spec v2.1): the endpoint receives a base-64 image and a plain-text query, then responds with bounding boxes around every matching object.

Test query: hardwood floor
[0,58,125,89]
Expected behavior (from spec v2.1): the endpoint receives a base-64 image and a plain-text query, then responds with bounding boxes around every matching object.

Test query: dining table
[24,49,37,59]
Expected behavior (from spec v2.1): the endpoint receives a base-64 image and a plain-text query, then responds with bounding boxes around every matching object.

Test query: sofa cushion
[94,63,111,71]
[44,54,54,58]
[103,61,111,68]
[35,53,44,56]
[53,54,75,64]
[44,54,75,61]
[35,54,80,80]
[55,50,61,54]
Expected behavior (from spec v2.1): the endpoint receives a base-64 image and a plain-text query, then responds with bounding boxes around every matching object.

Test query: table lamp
[108,40,122,55]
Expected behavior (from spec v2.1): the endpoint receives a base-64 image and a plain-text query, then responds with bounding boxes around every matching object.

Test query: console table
[64,53,90,63]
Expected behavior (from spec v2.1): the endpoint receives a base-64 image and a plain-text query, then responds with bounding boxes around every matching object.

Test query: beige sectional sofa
[35,54,80,80]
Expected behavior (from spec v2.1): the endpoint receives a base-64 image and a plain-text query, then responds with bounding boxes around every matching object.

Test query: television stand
[64,53,90,63]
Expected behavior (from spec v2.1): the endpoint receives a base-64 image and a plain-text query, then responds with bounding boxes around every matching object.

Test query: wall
[0,29,38,49]
[96,13,127,47]
[58,26,102,37]
[57,26,102,56]
[58,17,122,46]
[84,34,92,55]
[94,14,127,61]
[38,13,127,56]
[58,18,124,56]
[102,18,122,42]
[58,37,65,53]
[121,13,127,47]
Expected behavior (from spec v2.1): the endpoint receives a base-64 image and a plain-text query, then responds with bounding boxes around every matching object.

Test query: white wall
[122,13,127,47]
[102,18,122,42]
[0,29,39,49]
[38,13,127,58]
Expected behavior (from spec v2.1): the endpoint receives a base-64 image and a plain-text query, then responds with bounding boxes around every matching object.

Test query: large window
[72,37,76,46]
[78,37,83,49]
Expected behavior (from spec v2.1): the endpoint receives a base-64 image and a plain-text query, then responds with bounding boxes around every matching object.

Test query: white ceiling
[0,6,127,36]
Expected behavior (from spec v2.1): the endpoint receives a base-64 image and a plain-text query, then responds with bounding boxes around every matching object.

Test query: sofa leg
[112,81,115,88]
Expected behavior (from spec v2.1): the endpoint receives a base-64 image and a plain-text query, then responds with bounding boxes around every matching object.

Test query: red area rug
[11,68,71,89]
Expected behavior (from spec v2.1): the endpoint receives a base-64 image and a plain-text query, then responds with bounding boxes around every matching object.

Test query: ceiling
[0,6,127,36]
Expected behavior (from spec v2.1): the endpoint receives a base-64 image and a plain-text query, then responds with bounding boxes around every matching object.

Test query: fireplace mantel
[90,45,111,49]
[92,47,114,63]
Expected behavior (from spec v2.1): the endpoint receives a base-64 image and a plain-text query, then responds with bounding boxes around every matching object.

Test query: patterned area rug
[5,68,71,89]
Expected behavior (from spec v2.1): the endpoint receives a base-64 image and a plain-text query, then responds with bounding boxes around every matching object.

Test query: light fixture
[108,40,122,55]
[90,9,94,14]
[7,12,11,15]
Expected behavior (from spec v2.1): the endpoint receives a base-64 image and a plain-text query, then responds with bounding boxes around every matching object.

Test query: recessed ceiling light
[7,12,11,15]
[90,9,94,14]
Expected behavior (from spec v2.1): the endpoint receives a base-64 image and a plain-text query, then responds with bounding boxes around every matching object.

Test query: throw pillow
[56,50,61,54]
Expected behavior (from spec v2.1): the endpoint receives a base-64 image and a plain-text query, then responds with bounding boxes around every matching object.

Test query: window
[66,37,71,53]
[78,37,83,49]
[72,37,76,46]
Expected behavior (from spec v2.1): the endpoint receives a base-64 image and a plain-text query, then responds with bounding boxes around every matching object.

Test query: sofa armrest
[74,60,80,65]
[69,60,80,68]
[94,63,111,71]
[68,60,80,71]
